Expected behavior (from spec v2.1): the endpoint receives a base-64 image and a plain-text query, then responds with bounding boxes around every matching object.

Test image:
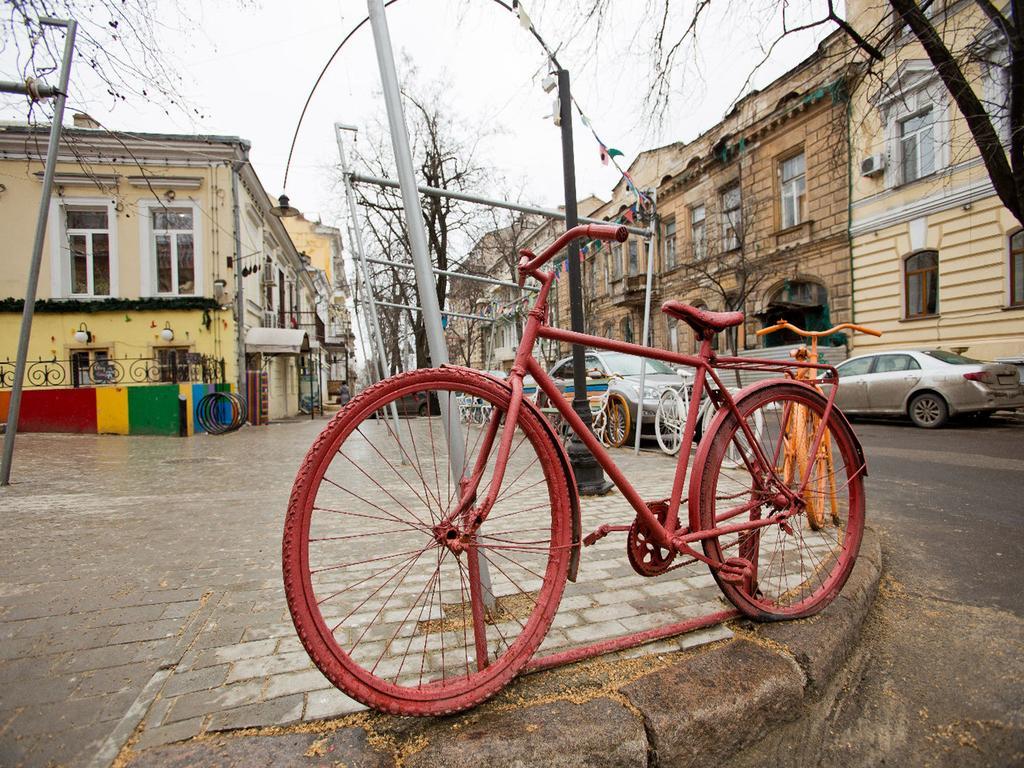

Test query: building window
[157,347,192,383]
[664,218,677,270]
[66,208,111,296]
[691,204,706,261]
[720,185,741,251]
[612,243,622,279]
[621,315,634,344]
[667,316,679,352]
[779,153,806,229]
[1011,230,1024,307]
[153,209,195,295]
[603,252,611,294]
[70,348,112,387]
[588,258,597,296]
[628,239,639,276]
[603,321,613,339]
[904,250,938,318]
[899,108,935,183]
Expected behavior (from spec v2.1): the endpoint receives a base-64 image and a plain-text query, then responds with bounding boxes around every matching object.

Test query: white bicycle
[655,382,764,464]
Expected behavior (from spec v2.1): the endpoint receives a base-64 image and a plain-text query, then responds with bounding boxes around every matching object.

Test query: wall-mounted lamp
[270,193,300,218]
[73,322,92,344]
[160,322,175,342]
[213,278,228,303]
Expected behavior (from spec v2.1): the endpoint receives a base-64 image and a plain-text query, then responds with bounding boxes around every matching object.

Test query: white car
[830,349,1024,428]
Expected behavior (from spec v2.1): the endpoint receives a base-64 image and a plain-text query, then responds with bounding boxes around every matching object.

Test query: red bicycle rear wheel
[691,381,865,620]
[283,367,572,715]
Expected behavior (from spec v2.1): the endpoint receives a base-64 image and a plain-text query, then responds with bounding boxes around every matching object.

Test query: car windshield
[600,352,675,376]
[922,350,981,365]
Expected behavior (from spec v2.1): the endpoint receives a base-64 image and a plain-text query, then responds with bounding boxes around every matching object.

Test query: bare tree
[1,1,226,118]
[349,74,490,369]
[566,0,1022,224]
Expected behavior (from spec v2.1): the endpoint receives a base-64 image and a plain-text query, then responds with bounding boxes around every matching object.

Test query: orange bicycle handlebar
[755,321,882,339]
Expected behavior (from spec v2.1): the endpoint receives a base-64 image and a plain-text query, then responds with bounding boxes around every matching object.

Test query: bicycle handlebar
[755,321,882,339]
[517,224,628,286]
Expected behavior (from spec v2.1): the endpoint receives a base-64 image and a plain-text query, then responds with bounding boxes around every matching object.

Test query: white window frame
[138,200,203,297]
[978,32,1010,147]
[691,204,707,261]
[779,152,806,229]
[720,185,741,251]
[664,217,677,270]
[874,61,950,189]
[48,197,119,299]
[897,107,936,184]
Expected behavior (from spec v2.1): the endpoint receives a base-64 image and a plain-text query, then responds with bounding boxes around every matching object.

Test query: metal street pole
[557,68,611,495]
[366,0,493,605]
[634,222,657,455]
[1,18,76,487]
[334,124,405,447]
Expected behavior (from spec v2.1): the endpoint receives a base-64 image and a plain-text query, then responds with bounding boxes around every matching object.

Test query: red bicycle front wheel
[691,381,865,620]
[283,368,572,716]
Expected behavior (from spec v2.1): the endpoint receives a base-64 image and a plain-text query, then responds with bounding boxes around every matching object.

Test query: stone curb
[126,527,882,768]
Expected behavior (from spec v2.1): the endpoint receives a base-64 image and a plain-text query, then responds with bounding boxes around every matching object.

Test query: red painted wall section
[17,388,98,433]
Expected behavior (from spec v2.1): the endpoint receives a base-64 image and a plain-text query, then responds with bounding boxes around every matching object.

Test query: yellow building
[0,115,325,433]
[847,0,1023,360]
[282,214,355,398]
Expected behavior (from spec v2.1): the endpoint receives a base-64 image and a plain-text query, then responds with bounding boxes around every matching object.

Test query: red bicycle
[283,224,866,716]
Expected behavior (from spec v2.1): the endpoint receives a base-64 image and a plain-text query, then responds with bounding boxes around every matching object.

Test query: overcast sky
[0,1,834,372]
[0,0,834,226]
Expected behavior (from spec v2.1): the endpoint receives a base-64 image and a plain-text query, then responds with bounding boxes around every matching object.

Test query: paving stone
[226,651,312,683]
[303,687,367,720]
[205,694,305,732]
[132,716,206,751]
[163,681,264,724]
[126,728,394,767]
[160,664,230,697]
[264,668,332,699]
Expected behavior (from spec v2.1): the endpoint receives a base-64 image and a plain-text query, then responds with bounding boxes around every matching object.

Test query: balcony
[609,274,652,306]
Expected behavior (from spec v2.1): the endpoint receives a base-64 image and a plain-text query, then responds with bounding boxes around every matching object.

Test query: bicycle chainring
[626,500,676,577]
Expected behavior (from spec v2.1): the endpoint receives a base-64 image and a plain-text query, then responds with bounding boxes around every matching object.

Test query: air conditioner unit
[860,154,886,177]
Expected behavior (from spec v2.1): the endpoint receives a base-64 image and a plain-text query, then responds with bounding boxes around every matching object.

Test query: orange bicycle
[756,321,880,529]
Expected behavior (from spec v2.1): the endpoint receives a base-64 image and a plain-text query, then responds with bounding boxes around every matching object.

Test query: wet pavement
[0,417,731,767]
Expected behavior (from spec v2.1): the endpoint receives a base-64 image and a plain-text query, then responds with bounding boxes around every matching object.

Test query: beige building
[653,33,856,356]
[283,214,355,397]
[847,0,1023,360]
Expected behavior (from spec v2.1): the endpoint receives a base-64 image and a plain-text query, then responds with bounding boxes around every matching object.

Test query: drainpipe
[231,155,247,401]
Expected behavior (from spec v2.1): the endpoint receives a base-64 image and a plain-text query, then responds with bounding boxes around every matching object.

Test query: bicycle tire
[605,394,631,448]
[655,388,687,455]
[691,381,865,620]
[283,367,572,716]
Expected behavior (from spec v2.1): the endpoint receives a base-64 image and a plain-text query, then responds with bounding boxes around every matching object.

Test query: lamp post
[555,68,611,495]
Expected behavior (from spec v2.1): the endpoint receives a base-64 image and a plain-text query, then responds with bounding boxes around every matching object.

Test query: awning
[245,327,309,355]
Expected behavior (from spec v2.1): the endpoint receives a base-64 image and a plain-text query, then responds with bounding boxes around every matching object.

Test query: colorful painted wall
[0,383,233,436]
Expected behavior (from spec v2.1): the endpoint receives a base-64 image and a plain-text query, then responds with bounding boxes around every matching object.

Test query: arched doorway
[759,280,834,346]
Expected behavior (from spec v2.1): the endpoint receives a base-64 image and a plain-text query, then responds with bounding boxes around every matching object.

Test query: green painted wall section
[126,385,181,436]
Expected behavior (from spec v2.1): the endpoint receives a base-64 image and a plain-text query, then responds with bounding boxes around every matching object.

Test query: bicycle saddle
[661,302,744,339]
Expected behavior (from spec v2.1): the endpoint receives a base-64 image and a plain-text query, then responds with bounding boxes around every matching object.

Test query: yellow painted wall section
[95,387,129,434]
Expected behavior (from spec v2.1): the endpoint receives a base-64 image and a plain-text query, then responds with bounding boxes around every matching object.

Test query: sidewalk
[0,419,730,767]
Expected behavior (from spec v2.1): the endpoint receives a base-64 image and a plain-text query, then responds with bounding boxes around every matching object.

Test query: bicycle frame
[445,249,845,574]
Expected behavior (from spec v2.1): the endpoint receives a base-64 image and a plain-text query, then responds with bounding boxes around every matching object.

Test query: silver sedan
[831,349,1024,428]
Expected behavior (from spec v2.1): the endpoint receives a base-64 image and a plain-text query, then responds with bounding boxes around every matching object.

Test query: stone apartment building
[653,32,857,356]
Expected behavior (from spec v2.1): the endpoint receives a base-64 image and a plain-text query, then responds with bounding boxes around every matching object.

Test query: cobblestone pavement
[0,417,731,767]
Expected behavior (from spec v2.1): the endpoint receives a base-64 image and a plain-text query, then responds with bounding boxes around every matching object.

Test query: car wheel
[908,392,948,429]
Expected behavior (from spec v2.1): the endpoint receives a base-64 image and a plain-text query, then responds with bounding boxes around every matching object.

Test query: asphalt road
[855,414,1024,617]
[784,414,1024,767]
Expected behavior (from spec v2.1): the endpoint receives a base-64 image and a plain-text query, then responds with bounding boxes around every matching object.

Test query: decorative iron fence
[0,354,226,389]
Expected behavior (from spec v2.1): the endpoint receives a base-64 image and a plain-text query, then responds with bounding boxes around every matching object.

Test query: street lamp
[270,194,301,218]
